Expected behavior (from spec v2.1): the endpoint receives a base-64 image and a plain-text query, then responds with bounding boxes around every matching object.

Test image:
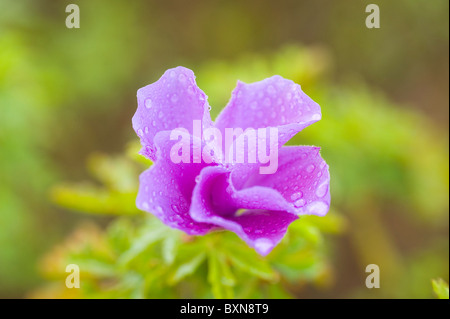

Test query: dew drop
[142,202,149,210]
[306,164,315,173]
[178,73,186,83]
[315,182,329,198]
[311,113,321,121]
[294,198,306,208]
[145,99,152,109]
[137,129,143,137]
[158,111,164,119]
[244,227,252,233]
[267,85,276,96]
[290,191,303,201]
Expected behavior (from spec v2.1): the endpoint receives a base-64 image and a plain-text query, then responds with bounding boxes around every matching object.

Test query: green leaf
[432,278,449,299]
[118,226,167,266]
[161,234,179,265]
[50,184,141,216]
[223,241,276,281]
[169,251,206,285]
[207,251,235,299]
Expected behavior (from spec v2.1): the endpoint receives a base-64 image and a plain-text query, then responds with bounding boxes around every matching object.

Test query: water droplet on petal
[290,191,303,201]
[306,164,315,173]
[137,129,143,137]
[142,202,149,210]
[294,198,305,208]
[178,73,186,83]
[145,99,152,109]
[316,182,329,198]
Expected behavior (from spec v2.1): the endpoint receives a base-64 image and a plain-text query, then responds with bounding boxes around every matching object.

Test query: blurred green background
[0,0,448,298]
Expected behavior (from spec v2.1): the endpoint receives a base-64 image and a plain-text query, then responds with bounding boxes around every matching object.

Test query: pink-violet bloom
[132,66,330,256]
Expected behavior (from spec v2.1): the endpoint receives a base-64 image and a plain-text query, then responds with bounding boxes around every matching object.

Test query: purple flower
[132,66,330,256]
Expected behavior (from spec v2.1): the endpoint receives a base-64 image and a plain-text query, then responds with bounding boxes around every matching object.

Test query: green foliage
[432,279,449,299]
[34,143,343,298]
[33,44,448,299]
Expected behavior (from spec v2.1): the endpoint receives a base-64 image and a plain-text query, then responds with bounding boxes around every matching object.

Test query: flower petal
[242,146,331,217]
[136,131,216,235]
[189,166,298,255]
[214,76,321,187]
[132,66,213,161]
[215,75,321,147]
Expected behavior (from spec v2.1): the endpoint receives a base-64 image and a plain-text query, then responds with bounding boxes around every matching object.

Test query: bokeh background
[0,0,448,298]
